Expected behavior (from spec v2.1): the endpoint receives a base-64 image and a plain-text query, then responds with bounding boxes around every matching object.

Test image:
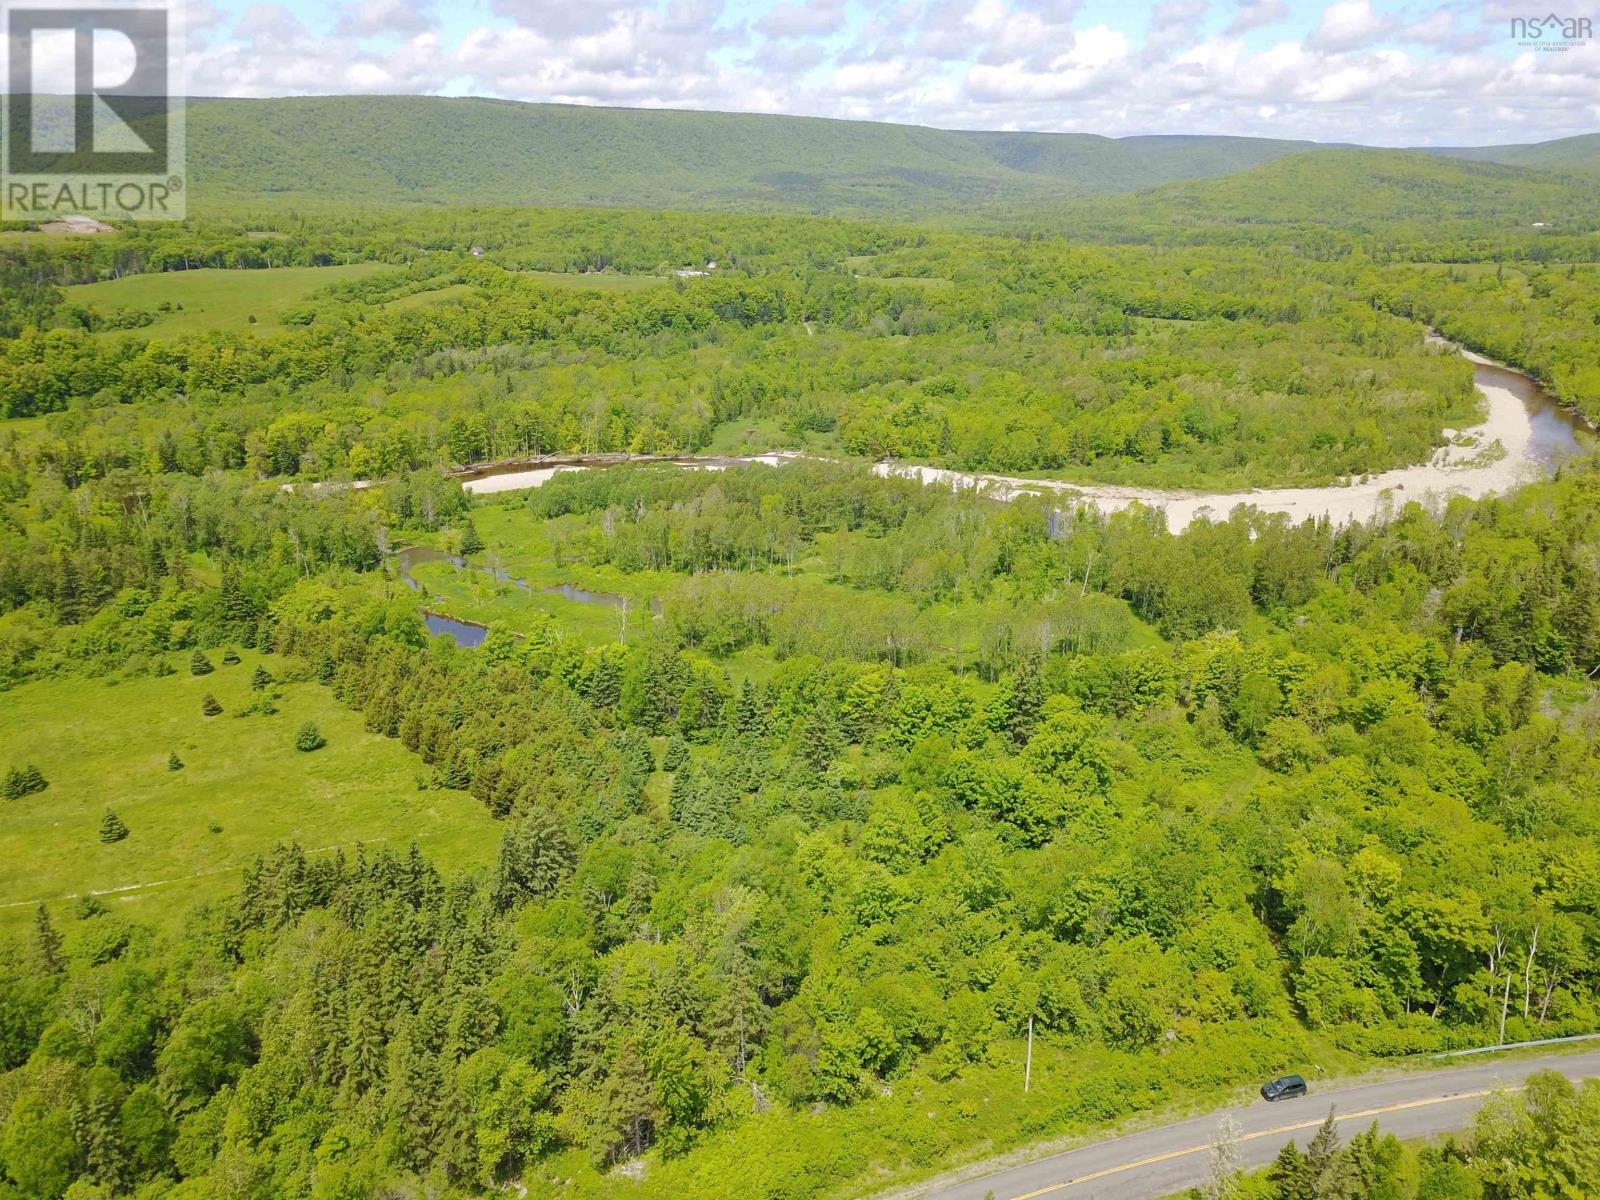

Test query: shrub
[99,810,129,843]
[295,722,326,753]
[189,650,214,676]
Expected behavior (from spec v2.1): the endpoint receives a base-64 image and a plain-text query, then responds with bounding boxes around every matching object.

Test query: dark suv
[1261,1074,1308,1102]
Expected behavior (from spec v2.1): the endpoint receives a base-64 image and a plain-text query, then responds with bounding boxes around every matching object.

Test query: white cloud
[1225,0,1286,35]
[174,0,1600,147]
[1309,0,1395,52]
[335,0,435,38]
[759,0,847,38]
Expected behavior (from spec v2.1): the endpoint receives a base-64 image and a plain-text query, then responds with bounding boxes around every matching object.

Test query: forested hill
[1054,148,1600,249]
[177,96,1327,213]
[1425,132,1600,174]
[17,93,1595,218]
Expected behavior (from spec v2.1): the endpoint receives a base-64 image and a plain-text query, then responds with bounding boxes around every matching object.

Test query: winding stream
[392,545,659,646]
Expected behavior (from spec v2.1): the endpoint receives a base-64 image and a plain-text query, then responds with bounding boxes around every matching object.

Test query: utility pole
[1024,1015,1033,1094]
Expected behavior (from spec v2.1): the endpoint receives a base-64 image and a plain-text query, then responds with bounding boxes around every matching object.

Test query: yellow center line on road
[1006,1090,1494,1200]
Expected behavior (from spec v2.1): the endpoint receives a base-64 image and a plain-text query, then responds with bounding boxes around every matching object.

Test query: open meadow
[0,649,496,933]
[63,262,387,337]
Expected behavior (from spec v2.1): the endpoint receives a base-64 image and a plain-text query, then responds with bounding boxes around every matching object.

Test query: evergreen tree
[167,751,183,771]
[1266,1140,1311,1200]
[33,903,64,975]
[189,649,213,676]
[1304,1111,1343,1192]
[458,518,485,557]
[201,693,223,717]
[3,764,48,800]
[662,733,690,772]
[250,665,273,691]
[295,722,326,752]
[219,565,255,628]
[616,727,656,782]
[99,810,129,843]
[222,647,242,665]
[315,650,336,684]
[1006,655,1045,744]
[671,768,739,840]
[799,701,842,773]
[73,1070,129,1194]
[492,808,576,910]
[732,679,769,739]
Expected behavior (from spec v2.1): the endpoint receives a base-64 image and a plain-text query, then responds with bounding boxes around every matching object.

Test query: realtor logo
[1510,12,1593,50]
[2,1,186,219]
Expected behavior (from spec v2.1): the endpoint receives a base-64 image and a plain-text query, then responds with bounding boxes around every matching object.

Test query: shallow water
[423,612,488,647]
[394,546,659,646]
[1474,361,1592,468]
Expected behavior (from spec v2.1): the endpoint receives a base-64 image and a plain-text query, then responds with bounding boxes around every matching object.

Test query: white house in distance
[674,260,718,278]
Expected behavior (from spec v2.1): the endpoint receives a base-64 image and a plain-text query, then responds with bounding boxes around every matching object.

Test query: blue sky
[177,0,1600,144]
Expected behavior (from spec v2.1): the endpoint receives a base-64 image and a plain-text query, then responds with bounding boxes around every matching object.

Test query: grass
[0,648,497,932]
[63,262,387,337]
[702,416,806,456]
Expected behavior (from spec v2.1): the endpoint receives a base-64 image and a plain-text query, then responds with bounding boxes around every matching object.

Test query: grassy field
[0,648,497,933]
[63,262,387,337]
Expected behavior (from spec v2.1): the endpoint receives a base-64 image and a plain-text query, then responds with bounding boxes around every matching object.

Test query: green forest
[2,119,1599,1200]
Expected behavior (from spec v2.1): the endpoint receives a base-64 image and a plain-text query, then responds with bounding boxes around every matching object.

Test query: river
[401,346,1590,645]
[454,346,1592,534]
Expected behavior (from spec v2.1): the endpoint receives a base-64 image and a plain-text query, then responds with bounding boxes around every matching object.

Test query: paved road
[910,1051,1600,1200]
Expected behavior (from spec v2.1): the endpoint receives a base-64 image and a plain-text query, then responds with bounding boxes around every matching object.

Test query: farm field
[0,649,497,933]
[63,261,387,337]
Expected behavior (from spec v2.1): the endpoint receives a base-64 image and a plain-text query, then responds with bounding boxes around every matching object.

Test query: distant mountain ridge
[172,95,1338,214]
[1420,132,1600,174]
[10,94,1598,216]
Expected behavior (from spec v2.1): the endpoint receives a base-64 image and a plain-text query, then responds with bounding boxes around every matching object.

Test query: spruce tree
[1266,1140,1311,1200]
[201,693,223,717]
[733,678,770,738]
[799,702,842,773]
[167,750,184,771]
[492,809,576,910]
[295,722,326,752]
[99,810,129,843]
[315,651,336,684]
[458,518,485,557]
[33,903,64,974]
[222,647,241,665]
[189,649,214,676]
[4,764,48,799]
[662,733,690,772]
[251,664,273,691]
[1304,1110,1342,1190]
